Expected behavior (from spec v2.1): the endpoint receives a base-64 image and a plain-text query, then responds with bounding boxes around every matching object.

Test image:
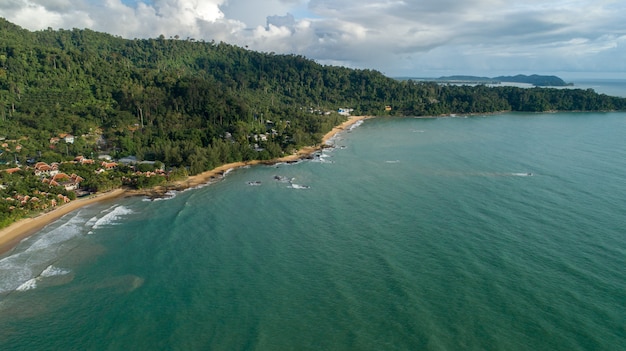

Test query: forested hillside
[433,74,570,86]
[1,17,626,171]
[2,18,626,228]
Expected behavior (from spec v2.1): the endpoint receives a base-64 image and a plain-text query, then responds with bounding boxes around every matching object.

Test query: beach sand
[0,188,127,254]
[0,116,370,253]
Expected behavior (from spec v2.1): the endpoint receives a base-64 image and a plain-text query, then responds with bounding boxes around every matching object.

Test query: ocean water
[1,112,626,350]
[570,78,626,98]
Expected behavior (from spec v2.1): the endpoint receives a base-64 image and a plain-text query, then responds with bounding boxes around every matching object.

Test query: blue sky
[2,0,625,79]
[120,0,153,6]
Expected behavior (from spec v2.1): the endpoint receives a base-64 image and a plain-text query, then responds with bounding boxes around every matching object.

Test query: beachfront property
[31,161,88,191]
[56,173,84,191]
[40,172,84,191]
[74,156,95,165]
[338,108,353,116]
[34,162,60,177]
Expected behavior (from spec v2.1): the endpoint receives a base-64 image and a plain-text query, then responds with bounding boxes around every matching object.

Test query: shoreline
[0,115,370,254]
[0,188,127,254]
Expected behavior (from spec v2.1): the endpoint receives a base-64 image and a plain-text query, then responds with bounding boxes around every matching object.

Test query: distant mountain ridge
[435,74,571,87]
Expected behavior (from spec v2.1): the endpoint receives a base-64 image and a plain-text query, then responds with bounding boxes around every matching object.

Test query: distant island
[407,74,572,87]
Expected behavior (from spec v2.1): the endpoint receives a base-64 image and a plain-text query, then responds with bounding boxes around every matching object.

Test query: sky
[1,0,625,79]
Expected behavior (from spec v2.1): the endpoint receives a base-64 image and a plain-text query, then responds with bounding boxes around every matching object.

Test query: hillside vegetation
[2,18,626,228]
[433,74,571,87]
[2,18,626,170]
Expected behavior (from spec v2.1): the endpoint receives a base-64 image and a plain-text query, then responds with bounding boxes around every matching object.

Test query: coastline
[0,188,127,254]
[0,115,370,254]
[129,115,371,195]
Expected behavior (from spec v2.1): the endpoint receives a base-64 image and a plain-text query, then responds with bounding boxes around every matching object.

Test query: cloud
[1,0,625,77]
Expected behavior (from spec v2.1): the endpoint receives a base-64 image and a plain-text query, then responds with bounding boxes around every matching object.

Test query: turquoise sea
[1,111,626,350]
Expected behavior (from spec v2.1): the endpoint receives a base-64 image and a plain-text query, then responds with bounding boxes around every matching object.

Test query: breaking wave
[15,278,37,292]
[40,265,70,278]
[348,119,363,131]
[0,205,132,295]
[13,265,70,292]
[92,205,133,229]
[143,190,177,202]
[290,184,310,190]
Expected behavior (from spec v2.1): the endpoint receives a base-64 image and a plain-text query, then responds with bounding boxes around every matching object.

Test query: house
[42,178,61,187]
[34,162,59,177]
[51,172,84,191]
[118,156,137,165]
[385,105,392,111]
[63,174,84,191]
[338,108,354,116]
[252,134,268,142]
[3,167,21,174]
[101,161,118,170]
[34,162,52,176]
[74,156,95,164]
[57,193,71,203]
[59,133,75,144]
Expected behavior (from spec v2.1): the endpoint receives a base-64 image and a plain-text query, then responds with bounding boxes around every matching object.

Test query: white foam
[148,190,177,201]
[85,215,98,227]
[40,265,70,278]
[348,119,363,131]
[0,210,95,294]
[290,184,310,189]
[11,266,68,292]
[15,278,37,291]
[25,211,86,253]
[92,205,133,229]
[311,153,334,163]
[385,160,400,163]
[273,175,291,183]
[0,264,32,294]
[0,213,85,293]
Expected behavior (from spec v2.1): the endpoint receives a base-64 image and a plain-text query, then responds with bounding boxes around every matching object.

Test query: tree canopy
[2,17,626,229]
[1,17,625,171]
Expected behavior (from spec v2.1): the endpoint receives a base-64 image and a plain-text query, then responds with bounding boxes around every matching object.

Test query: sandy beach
[0,115,370,254]
[0,188,127,254]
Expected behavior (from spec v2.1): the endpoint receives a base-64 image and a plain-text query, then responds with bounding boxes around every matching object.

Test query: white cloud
[0,0,625,77]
